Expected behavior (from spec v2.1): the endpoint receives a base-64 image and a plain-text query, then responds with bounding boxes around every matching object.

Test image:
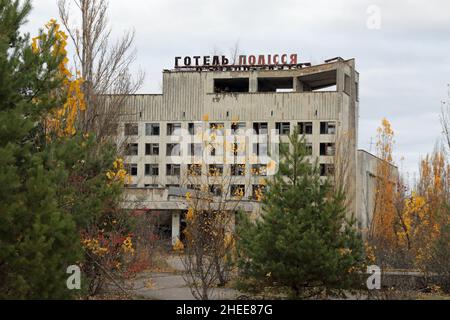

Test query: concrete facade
[116,58,381,244]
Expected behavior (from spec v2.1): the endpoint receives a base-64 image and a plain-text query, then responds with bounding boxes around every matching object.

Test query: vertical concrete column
[336,66,345,92]
[171,211,180,245]
[249,72,258,93]
[293,77,303,92]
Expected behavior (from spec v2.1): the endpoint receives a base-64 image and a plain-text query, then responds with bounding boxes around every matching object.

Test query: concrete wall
[356,150,399,237]
[118,59,362,228]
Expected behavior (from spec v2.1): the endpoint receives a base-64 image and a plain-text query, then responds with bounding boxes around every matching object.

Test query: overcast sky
[23,0,450,178]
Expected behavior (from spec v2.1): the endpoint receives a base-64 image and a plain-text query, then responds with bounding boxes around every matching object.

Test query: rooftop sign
[174,54,299,70]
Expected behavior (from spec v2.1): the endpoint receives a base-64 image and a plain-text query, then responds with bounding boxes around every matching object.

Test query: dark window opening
[320,164,335,177]
[145,123,160,136]
[298,122,313,135]
[209,185,222,196]
[258,77,293,92]
[208,164,224,176]
[231,122,246,134]
[252,185,266,200]
[145,143,159,156]
[188,164,202,176]
[320,122,336,135]
[231,184,245,197]
[253,122,268,135]
[305,143,313,156]
[145,164,159,176]
[231,164,246,176]
[167,123,181,136]
[276,122,290,135]
[320,143,335,156]
[188,122,202,135]
[124,123,138,136]
[125,143,138,156]
[251,164,267,176]
[125,163,138,176]
[166,164,181,176]
[214,78,249,93]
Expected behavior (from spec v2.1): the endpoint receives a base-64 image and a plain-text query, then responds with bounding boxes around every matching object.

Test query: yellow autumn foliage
[32,19,86,137]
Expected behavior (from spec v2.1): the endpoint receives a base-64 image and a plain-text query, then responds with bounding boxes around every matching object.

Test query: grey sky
[23,0,450,177]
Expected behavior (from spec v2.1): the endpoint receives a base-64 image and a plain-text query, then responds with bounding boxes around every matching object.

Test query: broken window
[251,164,267,176]
[320,164,335,177]
[188,122,202,135]
[258,77,293,92]
[252,185,266,200]
[231,122,246,134]
[214,78,249,93]
[145,143,159,156]
[230,184,245,197]
[276,122,290,135]
[145,164,159,176]
[320,143,335,156]
[125,163,138,176]
[145,123,160,136]
[208,164,224,176]
[187,164,202,176]
[231,164,246,176]
[253,122,268,135]
[209,185,222,196]
[166,164,181,176]
[298,122,313,135]
[305,143,313,156]
[166,143,181,156]
[125,143,138,156]
[320,122,336,135]
[167,123,182,136]
[124,123,138,136]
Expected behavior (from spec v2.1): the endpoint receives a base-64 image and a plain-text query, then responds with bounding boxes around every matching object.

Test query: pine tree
[237,128,365,298]
[0,0,82,299]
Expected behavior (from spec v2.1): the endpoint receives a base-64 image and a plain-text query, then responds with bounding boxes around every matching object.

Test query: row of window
[125,142,336,157]
[125,163,334,177]
[124,121,336,136]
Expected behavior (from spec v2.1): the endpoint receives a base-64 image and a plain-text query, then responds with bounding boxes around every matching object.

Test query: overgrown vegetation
[236,128,366,299]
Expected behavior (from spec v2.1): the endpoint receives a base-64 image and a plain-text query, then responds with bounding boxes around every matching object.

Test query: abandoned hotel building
[117,55,396,244]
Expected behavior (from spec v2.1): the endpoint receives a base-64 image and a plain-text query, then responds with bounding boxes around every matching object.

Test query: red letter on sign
[273,54,279,64]
[238,55,247,65]
[281,54,287,64]
[290,54,298,64]
[248,55,256,65]
[258,55,266,65]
